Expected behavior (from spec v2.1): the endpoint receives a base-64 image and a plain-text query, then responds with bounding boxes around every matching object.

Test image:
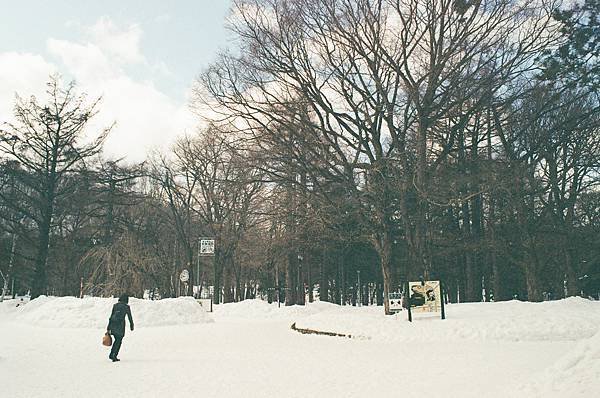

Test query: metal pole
[275,262,280,308]
[440,280,446,320]
[357,270,361,307]
[407,281,413,322]
[196,239,200,298]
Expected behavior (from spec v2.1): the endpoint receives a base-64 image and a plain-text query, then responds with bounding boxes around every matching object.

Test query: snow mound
[1,296,213,328]
[0,299,23,317]
[294,298,600,343]
[214,299,337,321]
[518,331,600,397]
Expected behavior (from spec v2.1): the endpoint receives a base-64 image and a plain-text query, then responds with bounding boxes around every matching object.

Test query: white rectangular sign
[200,239,215,255]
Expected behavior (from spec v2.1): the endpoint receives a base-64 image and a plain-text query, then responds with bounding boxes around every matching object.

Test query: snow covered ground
[0,296,598,397]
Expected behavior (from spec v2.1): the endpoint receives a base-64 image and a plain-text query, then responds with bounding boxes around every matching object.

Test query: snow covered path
[1,297,598,397]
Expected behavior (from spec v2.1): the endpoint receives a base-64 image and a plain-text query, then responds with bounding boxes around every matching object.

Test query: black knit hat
[118,294,129,304]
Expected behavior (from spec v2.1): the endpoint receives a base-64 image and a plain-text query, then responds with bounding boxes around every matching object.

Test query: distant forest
[1,0,599,313]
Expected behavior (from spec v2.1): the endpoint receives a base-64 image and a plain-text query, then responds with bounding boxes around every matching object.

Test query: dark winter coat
[107,302,134,336]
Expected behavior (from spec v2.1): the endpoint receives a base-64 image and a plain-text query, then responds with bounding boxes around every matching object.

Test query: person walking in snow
[107,294,134,362]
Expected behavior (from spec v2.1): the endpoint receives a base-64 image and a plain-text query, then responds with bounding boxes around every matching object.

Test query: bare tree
[197,0,560,310]
[0,76,110,298]
[150,126,264,302]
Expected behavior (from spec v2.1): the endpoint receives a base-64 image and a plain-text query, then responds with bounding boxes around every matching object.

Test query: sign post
[196,239,200,298]
[406,281,412,322]
[440,280,446,320]
[198,237,215,305]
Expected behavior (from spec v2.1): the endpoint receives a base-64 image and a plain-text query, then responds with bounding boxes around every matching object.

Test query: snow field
[0,296,599,397]
[518,330,600,397]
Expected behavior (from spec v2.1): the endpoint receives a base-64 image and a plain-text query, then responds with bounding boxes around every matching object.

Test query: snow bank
[293,297,600,343]
[0,296,213,328]
[214,299,337,321]
[0,298,23,317]
[2,296,598,343]
[518,330,600,396]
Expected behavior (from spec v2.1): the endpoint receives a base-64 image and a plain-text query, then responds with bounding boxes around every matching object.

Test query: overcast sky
[0,0,231,162]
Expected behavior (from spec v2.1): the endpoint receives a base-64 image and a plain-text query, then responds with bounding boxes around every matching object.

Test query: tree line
[1,0,598,312]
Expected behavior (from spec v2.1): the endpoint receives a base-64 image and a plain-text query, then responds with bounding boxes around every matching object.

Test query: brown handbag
[102,332,113,347]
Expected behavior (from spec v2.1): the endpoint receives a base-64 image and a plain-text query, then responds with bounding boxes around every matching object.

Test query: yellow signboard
[407,280,445,321]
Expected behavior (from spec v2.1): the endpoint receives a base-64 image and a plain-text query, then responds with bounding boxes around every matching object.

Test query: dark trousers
[109,334,124,359]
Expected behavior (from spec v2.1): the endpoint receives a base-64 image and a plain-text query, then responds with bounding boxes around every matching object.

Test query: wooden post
[407,281,412,322]
[440,280,446,320]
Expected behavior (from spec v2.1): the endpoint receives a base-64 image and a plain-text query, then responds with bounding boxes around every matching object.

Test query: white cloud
[86,76,194,162]
[87,16,145,65]
[0,52,58,122]
[1,17,195,162]
[47,39,117,81]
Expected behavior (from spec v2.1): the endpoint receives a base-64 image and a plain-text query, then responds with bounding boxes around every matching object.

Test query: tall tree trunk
[223,261,234,303]
[373,228,393,315]
[285,251,297,306]
[524,258,542,302]
[32,207,53,298]
[488,196,503,301]
[297,255,305,305]
[490,248,501,301]
[319,250,328,302]
[416,114,430,278]
[339,250,345,305]
[563,243,578,297]
[462,201,477,302]
[236,277,242,302]
[2,233,18,302]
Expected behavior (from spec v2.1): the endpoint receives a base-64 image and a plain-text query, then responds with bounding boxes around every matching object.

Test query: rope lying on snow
[290,322,351,338]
